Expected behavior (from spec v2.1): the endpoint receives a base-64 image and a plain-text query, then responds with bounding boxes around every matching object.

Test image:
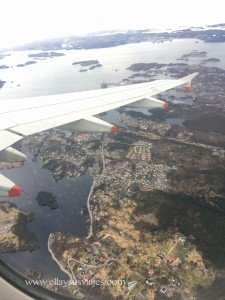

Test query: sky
[0,0,225,48]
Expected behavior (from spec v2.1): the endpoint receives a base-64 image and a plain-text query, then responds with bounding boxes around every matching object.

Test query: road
[86,136,106,240]
[86,177,96,239]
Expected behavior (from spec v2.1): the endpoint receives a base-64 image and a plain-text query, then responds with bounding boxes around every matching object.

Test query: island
[72,59,102,71]
[17,61,37,67]
[36,191,58,209]
[28,51,65,58]
[89,63,102,70]
[0,202,39,253]
[127,62,186,72]
[72,60,102,71]
[203,58,221,63]
[177,50,208,61]
[0,64,9,69]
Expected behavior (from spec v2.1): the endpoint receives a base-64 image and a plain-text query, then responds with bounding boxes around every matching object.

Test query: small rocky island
[72,59,102,71]
[17,61,37,67]
[127,62,185,71]
[0,202,39,253]
[89,63,102,70]
[72,59,100,66]
[28,52,65,59]
[0,64,9,69]
[177,50,208,60]
[36,191,58,209]
[203,57,221,63]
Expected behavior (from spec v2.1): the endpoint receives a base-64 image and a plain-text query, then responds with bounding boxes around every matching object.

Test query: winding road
[86,136,106,239]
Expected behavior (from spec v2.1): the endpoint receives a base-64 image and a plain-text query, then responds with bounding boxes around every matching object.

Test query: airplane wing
[0,72,198,197]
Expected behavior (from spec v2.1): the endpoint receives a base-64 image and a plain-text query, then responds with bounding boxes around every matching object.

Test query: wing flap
[0,147,27,162]
[61,116,118,133]
[0,130,23,152]
[126,97,165,108]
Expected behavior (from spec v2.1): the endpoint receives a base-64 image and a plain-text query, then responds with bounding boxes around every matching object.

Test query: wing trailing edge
[126,97,167,108]
[0,147,27,162]
[181,72,199,92]
[0,130,23,152]
[60,116,119,133]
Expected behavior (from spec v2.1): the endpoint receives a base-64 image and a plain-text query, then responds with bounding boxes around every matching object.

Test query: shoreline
[47,233,72,280]
[8,25,225,52]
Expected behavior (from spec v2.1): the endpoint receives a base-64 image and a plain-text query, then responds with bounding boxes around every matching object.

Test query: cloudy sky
[0,0,224,48]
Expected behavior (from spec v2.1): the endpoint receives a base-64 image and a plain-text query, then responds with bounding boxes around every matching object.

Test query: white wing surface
[0,72,198,196]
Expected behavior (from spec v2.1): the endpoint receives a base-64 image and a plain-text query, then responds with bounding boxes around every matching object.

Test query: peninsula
[0,202,39,253]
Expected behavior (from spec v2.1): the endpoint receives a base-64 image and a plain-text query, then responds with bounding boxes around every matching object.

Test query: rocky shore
[17,61,37,67]
[0,202,39,253]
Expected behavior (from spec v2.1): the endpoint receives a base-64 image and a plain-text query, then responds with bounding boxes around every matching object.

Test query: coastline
[47,233,72,280]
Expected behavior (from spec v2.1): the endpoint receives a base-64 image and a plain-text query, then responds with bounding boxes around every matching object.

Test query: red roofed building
[164,256,175,264]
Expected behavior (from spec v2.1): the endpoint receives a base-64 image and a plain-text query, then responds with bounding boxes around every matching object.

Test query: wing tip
[163,101,169,109]
[8,185,21,197]
[182,72,199,83]
[110,125,119,133]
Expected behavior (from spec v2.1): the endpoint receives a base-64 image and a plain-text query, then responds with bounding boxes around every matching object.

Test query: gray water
[0,150,91,279]
[1,39,225,100]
